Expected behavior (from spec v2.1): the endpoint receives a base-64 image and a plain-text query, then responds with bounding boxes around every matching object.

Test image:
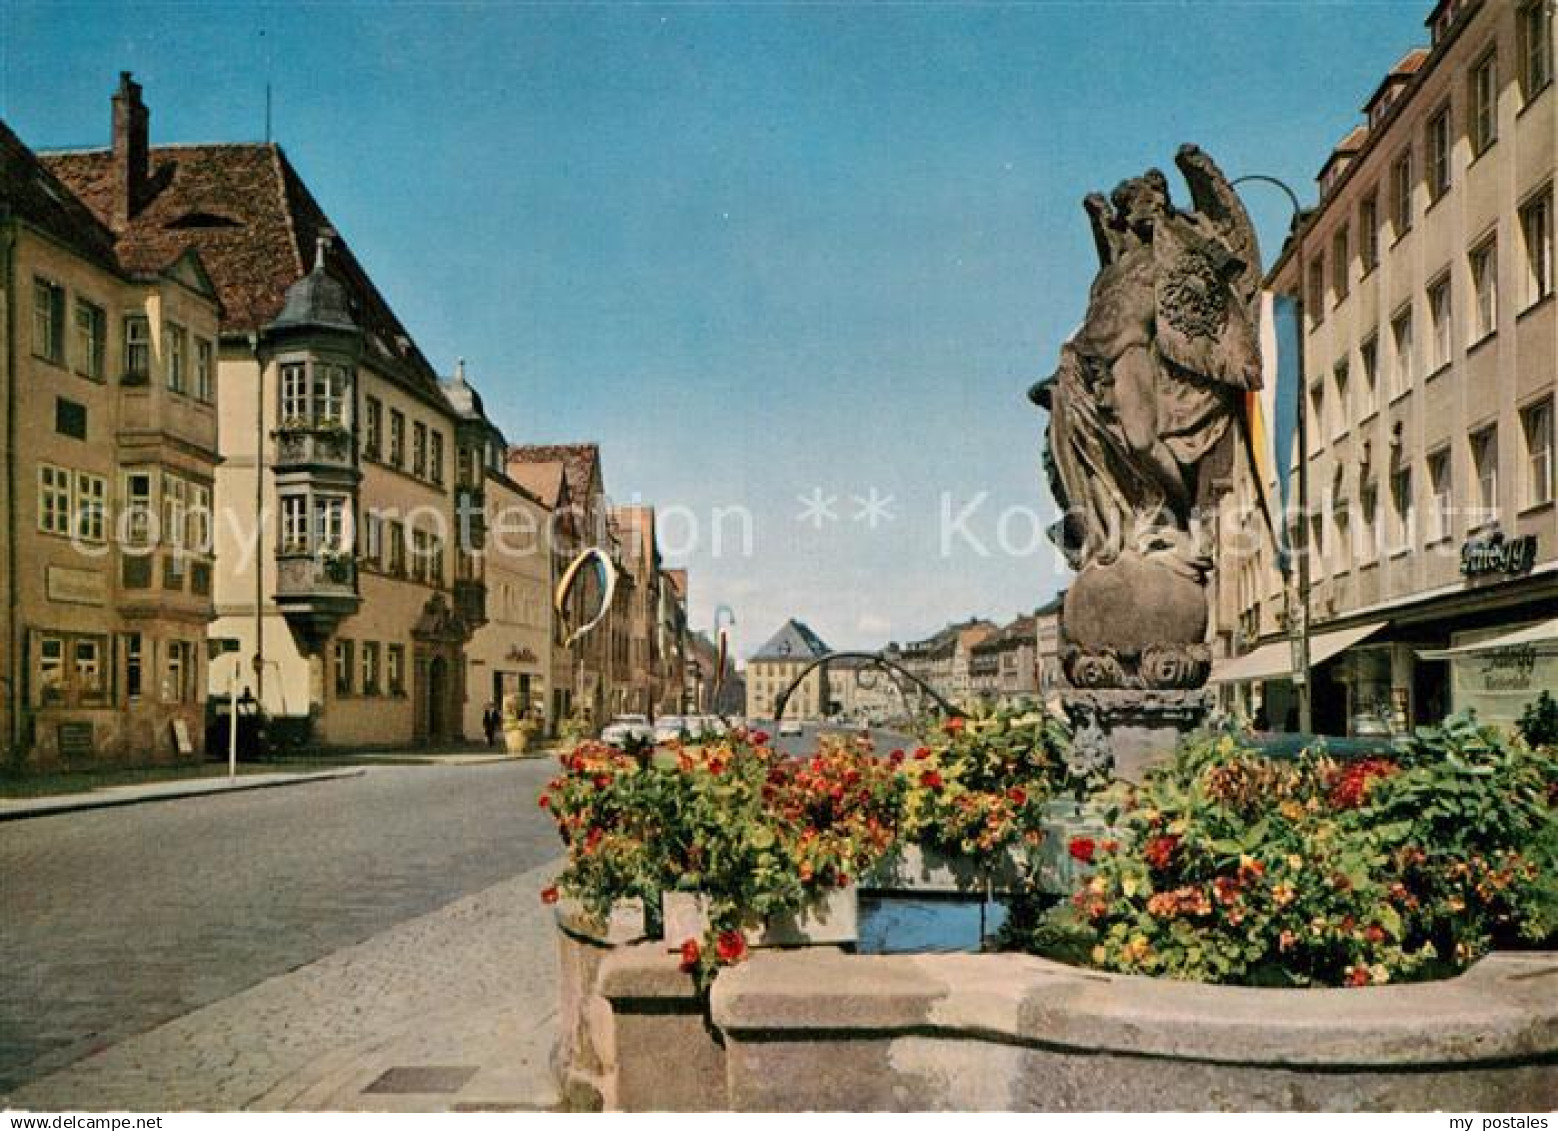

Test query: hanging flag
[554,548,617,648]
[1253,290,1302,569]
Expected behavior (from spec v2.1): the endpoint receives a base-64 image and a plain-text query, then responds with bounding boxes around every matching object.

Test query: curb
[0,768,368,823]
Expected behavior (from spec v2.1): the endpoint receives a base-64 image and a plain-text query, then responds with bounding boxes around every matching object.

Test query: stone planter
[503,726,532,755]
[552,898,647,1111]
[662,885,858,948]
[864,842,1027,894]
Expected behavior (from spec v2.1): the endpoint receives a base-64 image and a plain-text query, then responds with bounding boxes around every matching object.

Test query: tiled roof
[972,614,1037,655]
[750,619,830,663]
[40,141,442,393]
[0,119,121,273]
[509,443,600,502]
[663,569,687,600]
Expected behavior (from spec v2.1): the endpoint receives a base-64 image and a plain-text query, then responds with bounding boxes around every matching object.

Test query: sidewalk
[8,860,563,1112]
[0,767,367,822]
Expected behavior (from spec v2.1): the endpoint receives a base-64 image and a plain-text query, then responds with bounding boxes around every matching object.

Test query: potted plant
[502,693,538,755]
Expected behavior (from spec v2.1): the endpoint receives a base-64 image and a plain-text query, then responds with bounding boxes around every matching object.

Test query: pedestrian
[482,703,499,747]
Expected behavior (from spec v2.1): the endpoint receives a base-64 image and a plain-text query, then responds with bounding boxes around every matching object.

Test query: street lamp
[1230,173,1313,735]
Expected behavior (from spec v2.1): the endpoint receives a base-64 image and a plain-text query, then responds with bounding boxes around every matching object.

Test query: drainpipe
[2,211,18,755]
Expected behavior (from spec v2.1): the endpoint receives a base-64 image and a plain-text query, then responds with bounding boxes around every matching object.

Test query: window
[281,362,309,422]
[1389,467,1413,552]
[315,363,347,425]
[1331,226,1349,300]
[123,315,150,381]
[429,535,445,588]
[74,638,104,701]
[1470,239,1497,341]
[333,639,354,697]
[55,398,86,440]
[1523,399,1555,508]
[165,640,192,703]
[1307,379,1325,448]
[32,277,65,364]
[75,472,106,543]
[38,465,71,535]
[389,410,405,469]
[429,431,445,486]
[1428,275,1452,371]
[363,396,383,460]
[123,471,153,546]
[195,339,214,403]
[1332,361,1349,439]
[162,474,187,550]
[413,422,428,478]
[387,644,405,695]
[165,322,187,393]
[280,494,308,553]
[411,528,429,583]
[74,299,106,380]
[1521,187,1553,307]
[388,520,406,576]
[1391,309,1414,397]
[1428,449,1453,542]
[1391,150,1413,236]
[1359,335,1379,415]
[1520,0,1552,100]
[1360,193,1380,273]
[124,633,143,700]
[1470,52,1497,155]
[1426,106,1451,201]
[363,511,383,567]
[1307,259,1325,325]
[39,637,64,704]
[188,483,211,555]
[315,495,349,553]
[362,642,381,696]
[1471,426,1499,523]
[1359,479,1379,563]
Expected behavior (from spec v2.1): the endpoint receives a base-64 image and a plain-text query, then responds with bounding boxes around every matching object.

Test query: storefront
[1420,618,1558,731]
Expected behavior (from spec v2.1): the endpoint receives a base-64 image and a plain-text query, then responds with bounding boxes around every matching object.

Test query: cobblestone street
[0,760,561,1102]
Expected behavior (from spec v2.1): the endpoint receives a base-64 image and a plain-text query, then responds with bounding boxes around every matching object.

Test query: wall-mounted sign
[46,566,107,606]
[1460,532,1537,578]
[505,644,539,665]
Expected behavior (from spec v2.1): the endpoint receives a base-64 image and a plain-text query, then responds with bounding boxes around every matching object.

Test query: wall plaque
[46,566,107,606]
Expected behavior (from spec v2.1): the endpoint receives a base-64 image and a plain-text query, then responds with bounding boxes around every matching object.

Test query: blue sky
[4,1,1427,658]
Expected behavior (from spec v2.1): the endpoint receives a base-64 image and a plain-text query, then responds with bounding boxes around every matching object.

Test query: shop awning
[1209,621,1387,684]
[1417,617,1558,660]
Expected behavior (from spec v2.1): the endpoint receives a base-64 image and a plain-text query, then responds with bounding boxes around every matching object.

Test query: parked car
[601,714,653,748]
[778,718,804,737]
[653,716,690,744]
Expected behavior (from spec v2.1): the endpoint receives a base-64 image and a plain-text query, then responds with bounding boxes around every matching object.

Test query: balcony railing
[274,421,355,473]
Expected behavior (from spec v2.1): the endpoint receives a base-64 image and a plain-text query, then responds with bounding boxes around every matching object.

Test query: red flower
[913,747,931,761]
[1143,835,1179,871]
[752,730,771,747]
[583,827,604,854]
[944,717,966,734]
[1068,837,1096,864]
[888,749,905,766]
[540,885,560,905]
[1007,786,1028,806]
[538,794,551,809]
[1363,924,1386,944]
[1101,838,1120,854]
[715,930,748,964]
[678,938,703,973]
[921,769,944,790]
[1345,965,1370,987]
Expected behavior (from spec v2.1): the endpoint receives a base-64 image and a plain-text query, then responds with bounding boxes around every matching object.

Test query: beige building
[1213,0,1556,733]
[744,618,831,722]
[896,618,996,707]
[443,362,554,739]
[969,613,1041,705]
[1,97,221,767]
[45,76,485,748]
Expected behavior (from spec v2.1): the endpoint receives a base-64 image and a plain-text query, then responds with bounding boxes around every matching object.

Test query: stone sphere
[1063,552,1207,657]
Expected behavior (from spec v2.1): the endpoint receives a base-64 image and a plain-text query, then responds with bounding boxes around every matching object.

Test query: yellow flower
[1091,944,1107,965]
[1122,936,1152,963]
[1369,964,1391,985]
[1279,801,1305,822]
[1272,882,1296,906]
[1286,854,1304,873]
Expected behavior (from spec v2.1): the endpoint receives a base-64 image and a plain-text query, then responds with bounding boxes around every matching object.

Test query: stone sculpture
[1031,144,1261,693]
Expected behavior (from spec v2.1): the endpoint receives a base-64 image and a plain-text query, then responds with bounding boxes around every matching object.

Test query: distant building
[897,618,996,707]
[744,618,831,721]
[1,106,221,766]
[969,613,1040,705]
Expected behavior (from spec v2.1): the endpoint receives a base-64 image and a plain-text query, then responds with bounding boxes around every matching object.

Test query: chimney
[111,72,149,228]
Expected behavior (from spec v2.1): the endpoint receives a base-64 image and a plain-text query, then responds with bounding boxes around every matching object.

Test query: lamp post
[1231,173,1312,735]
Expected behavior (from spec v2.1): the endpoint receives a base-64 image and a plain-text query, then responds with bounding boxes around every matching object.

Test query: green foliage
[1004,715,1557,987]
[1518,691,1558,749]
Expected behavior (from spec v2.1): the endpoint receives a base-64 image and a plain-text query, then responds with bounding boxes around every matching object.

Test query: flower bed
[1003,715,1558,987]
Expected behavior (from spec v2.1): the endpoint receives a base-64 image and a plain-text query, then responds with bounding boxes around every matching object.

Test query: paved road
[0,759,560,1095]
[768,724,916,758]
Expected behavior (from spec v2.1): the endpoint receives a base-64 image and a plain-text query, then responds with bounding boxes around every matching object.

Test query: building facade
[1214,0,1556,734]
[2,100,221,767]
[44,77,484,749]
[969,613,1041,705]
[744,619,831,722]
